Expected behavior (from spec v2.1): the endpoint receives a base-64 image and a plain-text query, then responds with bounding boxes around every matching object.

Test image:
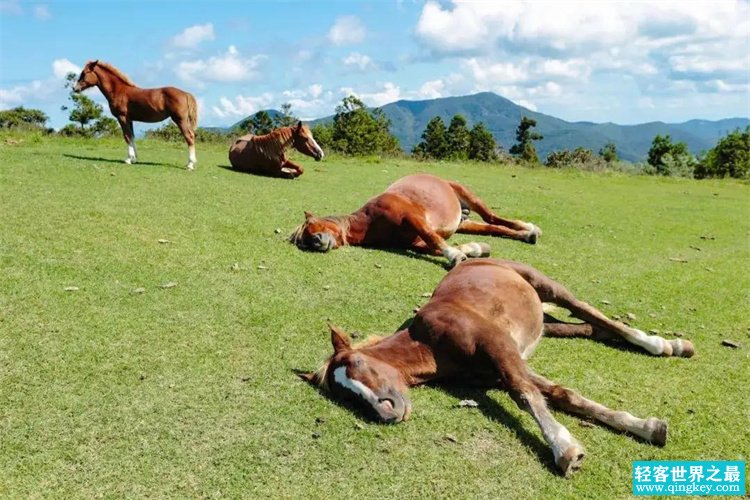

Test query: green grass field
[1,135,748,498]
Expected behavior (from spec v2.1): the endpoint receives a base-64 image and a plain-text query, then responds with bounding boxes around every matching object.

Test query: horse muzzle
[308,232,335,252]
[374,389,411,424]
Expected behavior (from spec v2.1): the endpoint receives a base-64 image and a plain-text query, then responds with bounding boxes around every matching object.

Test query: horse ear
[92,60,99,67]
[329,324,351,353]
[304,210,315,220]
[297,120,303,130]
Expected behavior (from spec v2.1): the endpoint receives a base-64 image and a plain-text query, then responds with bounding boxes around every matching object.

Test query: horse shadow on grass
[63,153,176,168]
[216,164,303,179]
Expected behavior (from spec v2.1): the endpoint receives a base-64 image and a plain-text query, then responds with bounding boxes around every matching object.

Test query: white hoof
[124,158,133,165]
[186,162,195,171]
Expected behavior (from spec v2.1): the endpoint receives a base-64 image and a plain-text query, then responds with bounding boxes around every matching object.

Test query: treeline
[3,88,746,179]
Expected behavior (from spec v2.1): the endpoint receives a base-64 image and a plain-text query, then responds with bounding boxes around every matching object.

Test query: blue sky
[1,0,748,130]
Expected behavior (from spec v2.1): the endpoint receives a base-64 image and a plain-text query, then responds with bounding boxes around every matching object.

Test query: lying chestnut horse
[301,258,694,477]
[229,122,324,178]
[74,60,198,170]
[290,174,540,266]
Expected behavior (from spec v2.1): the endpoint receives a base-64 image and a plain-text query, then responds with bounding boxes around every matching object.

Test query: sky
[1,0,748,131]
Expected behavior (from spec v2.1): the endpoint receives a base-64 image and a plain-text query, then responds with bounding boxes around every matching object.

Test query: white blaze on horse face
[333,366,379,408]
[311,137,324,158]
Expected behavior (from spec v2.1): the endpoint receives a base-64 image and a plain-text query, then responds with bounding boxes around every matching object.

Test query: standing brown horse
[301,258,694,477]
[228,122,324,178]
[290,173,540,267]
[73,60,198,170]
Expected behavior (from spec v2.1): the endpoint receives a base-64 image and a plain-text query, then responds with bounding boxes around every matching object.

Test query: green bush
[694,127,749,179]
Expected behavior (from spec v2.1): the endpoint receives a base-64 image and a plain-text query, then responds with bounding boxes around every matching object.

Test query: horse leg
[528,371,667,445]
[504,261,695,357]
[449,181,541,239]
[457,220,539,244]
[410,239,490,258]
[118,117,136,164]
[281,159,304,178]
[403,213,487,267]
[479,329,585,476]
[174,118,196,170]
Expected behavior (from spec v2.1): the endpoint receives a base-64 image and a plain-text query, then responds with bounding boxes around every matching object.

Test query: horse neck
[336,211,370,246]
[93,67,129,101]
[360,329,438,386]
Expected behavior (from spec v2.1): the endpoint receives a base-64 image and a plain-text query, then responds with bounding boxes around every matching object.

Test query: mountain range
[233,92,748,162]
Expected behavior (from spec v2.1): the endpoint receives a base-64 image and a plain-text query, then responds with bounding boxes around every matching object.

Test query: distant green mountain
[305,92,748,162]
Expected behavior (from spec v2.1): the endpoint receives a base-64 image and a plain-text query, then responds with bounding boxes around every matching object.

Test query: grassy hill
[1,135,748,497]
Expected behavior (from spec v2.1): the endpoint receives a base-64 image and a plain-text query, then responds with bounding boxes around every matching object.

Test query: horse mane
[312,335,386,390]
[289,215,351,247]
[92,61,136,86]
[244,126,295,164]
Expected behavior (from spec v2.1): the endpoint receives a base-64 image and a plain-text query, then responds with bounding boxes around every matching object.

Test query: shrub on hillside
[646,134,696,177]
[693,127,749,179]
[329,95,401,156]
[545,147,605,169]
[145,122,229,143]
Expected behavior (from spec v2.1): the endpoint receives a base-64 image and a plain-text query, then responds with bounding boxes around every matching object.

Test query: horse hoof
[645,418,668,446]
[669,339,695,358]
[525,224,541,244]
[450,253,468,268]
[186,163,195,171]
[557,445,585,478]
[124,158,132,165]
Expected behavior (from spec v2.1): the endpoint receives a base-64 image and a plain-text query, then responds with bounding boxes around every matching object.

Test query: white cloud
[308,84,323,99]
[211,93,274,119]
[327,15,366,45]
[171,23,215,49]
[34,4,50,20]
[417,79,445,99]
[176,46,265,86]
[353,82,402,107]
[414,0,749,93]
[342,52,377,71]
[0,0,22,15]
[52,59,80,79]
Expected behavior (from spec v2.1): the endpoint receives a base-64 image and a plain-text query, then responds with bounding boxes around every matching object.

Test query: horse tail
[186,93,198,131]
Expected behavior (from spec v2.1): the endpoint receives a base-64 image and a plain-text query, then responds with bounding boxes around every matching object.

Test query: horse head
[289,211,345,252]
[73,60,99,93]
[291,121,324,161]
[300,325,412,424]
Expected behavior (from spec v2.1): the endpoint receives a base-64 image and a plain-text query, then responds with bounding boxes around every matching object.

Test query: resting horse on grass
[73,60,198,170]
[228,122,324,178]
[290,173,541,267]
[300,258,694,477]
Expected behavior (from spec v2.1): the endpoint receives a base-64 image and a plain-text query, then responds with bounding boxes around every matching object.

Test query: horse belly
[388,175,461,235]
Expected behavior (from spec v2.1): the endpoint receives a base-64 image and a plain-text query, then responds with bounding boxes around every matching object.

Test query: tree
[60,71,117,137]
[647,134,695,176]
[599,141,617,163]
[274,102,299,128]
[251,111,274,135]
[0,106,49,129]
[310,123,334,151]
[509,116,543,163]
[694,127,749,179]
[446,115,470,160]
[330,95,400,155]
[413,116,448,159]
[468,122,498,162]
